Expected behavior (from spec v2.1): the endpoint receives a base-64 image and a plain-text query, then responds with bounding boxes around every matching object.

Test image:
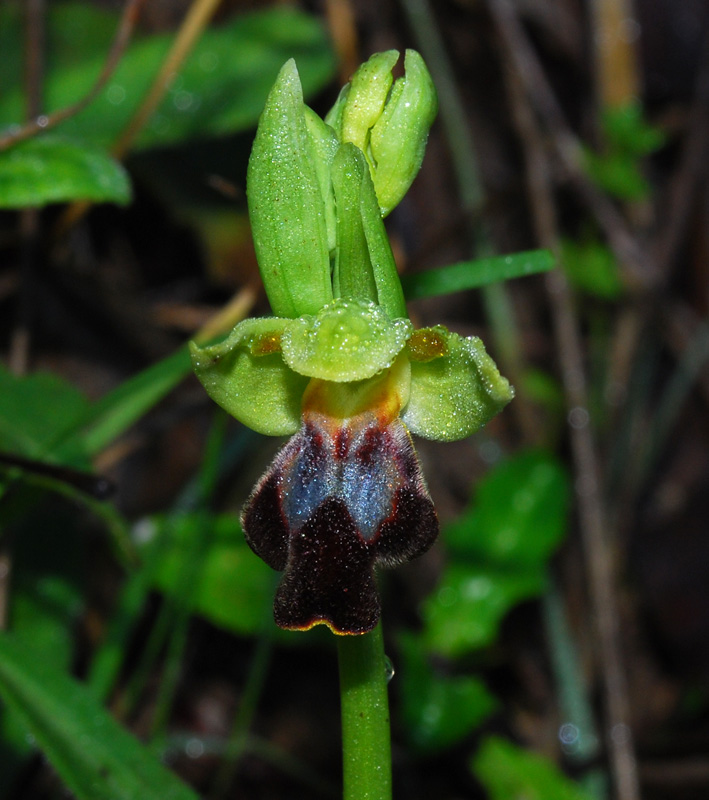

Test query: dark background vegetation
[1,0,709,798]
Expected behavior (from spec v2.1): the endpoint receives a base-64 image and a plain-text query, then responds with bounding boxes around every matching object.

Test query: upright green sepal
[402,329,514,441]
[189,318,307,436]
[247,59,333,318]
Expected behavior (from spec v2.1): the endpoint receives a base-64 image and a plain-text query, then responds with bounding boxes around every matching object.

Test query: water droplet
[185,738,205,759]
[568,406,589,429]
[611,723,631,745]
[619,18,641,43]
[150,114,170,135]
[559,722,580,753]
[384,655,395,683]
[199,51,219,72]
[36,115,49,128]
[107,84,126,105]
[437,585,457,607]
[173,90,194,111]
[478,439,502,464]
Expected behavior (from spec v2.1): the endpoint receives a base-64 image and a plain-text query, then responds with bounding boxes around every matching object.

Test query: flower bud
[326,50,437,217]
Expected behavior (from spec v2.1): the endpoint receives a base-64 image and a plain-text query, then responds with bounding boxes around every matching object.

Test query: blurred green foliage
[0,3,576,798]
[0,3,335,209]
[472,736,595,800]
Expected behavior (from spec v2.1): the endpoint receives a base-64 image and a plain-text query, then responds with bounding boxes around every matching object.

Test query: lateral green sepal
[189,318,307,436]
[402,329,514,441]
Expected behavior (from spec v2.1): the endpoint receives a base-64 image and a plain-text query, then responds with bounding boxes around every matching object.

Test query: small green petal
[281,299,413,382]
[403,329,514,441]
[189,318,308,436]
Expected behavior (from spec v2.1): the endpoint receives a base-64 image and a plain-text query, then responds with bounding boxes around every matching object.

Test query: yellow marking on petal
[407,326,449,362]
[250,331,282,356]
[302,352,411,423]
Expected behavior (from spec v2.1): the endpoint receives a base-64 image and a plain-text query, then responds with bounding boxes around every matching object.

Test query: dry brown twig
[0,0,148,153]
[488,1,642,799]
[481,0,655,292]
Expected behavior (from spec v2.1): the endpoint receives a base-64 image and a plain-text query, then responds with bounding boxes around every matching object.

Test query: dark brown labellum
[241,410,438,634]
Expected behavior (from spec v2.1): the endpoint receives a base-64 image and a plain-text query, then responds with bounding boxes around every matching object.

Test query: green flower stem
[337,622,392,800]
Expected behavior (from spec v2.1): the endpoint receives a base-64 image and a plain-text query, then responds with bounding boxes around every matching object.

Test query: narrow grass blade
[401,249,554,300]
[0,633,199,800]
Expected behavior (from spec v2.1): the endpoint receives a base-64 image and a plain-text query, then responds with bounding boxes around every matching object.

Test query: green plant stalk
[337,622,392,800]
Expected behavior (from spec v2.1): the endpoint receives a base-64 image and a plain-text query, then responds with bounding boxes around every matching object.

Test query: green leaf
[247,59,333,317]
[398,633,498,752]
[602,103,665,157]
[190,318,307,435]
[150,514,274,635]
[0,348,195,464]
[421,565,545,657]
[0,365,90,463]
[472,736,594,800]
[401,250,555,301]
[0,633,199,800]
[445,449,570,567]
[0,576,82,792]
[561,235,624,299]
[0,135,131,208]
[0,5,336,151]
[519,368,565,417]
[582,147,650,201]
[403,330,514,442]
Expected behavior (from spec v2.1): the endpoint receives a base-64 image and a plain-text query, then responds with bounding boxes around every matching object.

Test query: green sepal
[303,107,339,255]
[323,84,348,134]
[246,59,332,318]
[331,142,407,319]
[370,49,438,216]
[403,329,514,441]
[338,50,398,154]
[358,150,408,319]
[189,318,308,436]
[331,143,378,304]
[281,299,413,382]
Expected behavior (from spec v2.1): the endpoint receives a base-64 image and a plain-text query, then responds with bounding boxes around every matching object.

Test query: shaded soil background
[1,0,709,798]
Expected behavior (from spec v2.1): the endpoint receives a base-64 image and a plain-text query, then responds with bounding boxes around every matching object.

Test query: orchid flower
[190,51,513,635]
